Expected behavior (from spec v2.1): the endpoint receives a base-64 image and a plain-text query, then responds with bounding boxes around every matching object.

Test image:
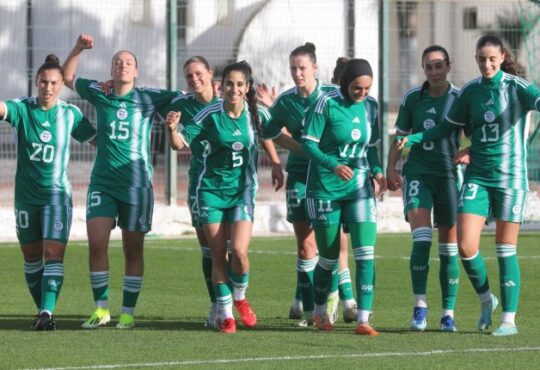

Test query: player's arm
[165,111,187,150]
[63,34,94,90]
[386,132,405,191]
[0,101,6,120]
[260,138,284,191]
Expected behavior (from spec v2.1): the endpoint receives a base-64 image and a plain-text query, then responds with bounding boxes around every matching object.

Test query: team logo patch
[244,205,253,215]
[351,129,361,140]
[484,111,495,122]
[423,119,435,129]
[117,108,128,120]
[139,215,147,224]
[512,205,521,215]
[232,142,244,151]
[40,131,52,143]
[53,221,63,231]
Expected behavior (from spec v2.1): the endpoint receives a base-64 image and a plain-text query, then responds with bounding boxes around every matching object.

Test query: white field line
[21,346,540,370]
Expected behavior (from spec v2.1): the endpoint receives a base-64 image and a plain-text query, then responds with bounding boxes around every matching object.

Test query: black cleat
[34,312,57,331]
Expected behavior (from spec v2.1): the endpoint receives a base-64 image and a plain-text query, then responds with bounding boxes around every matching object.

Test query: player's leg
[338,229,356,323]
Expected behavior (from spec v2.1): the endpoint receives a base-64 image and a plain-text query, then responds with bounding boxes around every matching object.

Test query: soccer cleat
[288,299,303,320]
[343,302,358,323]
[116,313,135,329]
[204,303,218,329]
[492,322,518,336]
[355,322,379,336]
[313,313,334,331]
[326,293,339,325]
[478,294,498,331]
[34,312,56,331]
[410,307,428,331]
[82,307,111,329]
[217,317,237,334]
[234,299,257,328]
[30,314,40,330]
[294,312,314,328]
[440,315,457,332]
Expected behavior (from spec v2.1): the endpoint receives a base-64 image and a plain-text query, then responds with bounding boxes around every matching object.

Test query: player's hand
[374,173,387,196]
[394,135,408,151]
[98,80,114,95]
[454,147,470,164]
[334,165,354,181]
[271,162,284,191]
[256,84,277,108]
[386,167,402,191]
[165,111,181,133]
[76,34,94,50]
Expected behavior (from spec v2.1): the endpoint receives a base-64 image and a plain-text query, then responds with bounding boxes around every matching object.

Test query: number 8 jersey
[2,97,96,205]
[445,70,540,190]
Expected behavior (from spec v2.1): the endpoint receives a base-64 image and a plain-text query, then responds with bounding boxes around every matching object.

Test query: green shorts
[285,172,308,223]
[86,184,154,232]
[306,197,377,227]
[198,203,255,224]
[14,201,72,245]
[187,179,201,228]
[459,183,527,223]
[403,174,459,227]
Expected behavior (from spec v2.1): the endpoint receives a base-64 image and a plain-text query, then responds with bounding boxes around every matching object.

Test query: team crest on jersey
[484,111,495,122]
[139,215,147,224]
[512,205,521,215]
[53,221,63,231]
[40,131,52,143]
[423,119,435,129]
[232,142,244,151]
[244,205,253,215]
[117,108,128,120]
[351,129,361,140]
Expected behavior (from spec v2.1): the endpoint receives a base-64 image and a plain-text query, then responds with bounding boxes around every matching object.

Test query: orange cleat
[313,313,334,331]
[234,299,257,328]
[355,322,379,336]
[217,317,237,334]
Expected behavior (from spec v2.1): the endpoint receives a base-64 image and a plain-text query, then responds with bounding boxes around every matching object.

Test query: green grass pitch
[1,233,539,369]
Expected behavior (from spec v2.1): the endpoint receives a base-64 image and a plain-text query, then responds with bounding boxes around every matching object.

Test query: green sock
[24,259,43,310]
[338,268,355,301]
[496,244,520,313]
[122,275,143,314]
[230,271,249,301]
[201,246,216,303]
[41,261,64,314]
[410,227,431,295]
[312,224,340,306]
[439,243,460,310]
[461,251,490,294]
[350,222,377,311]
[313,256,337,305]
[297,257,317,312]
[90,271,109,307]
[214,282,233,318]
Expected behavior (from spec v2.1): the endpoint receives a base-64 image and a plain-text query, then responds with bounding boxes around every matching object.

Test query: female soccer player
[302,59,386,336]
[1,55,96,330]
[165,60,281,333]
[63,34,177,329]
[387,45,461,332]
[396,35,540,336]
[263,43,358,326]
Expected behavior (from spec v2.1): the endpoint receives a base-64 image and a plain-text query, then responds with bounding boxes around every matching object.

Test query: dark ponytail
[221,60,261,136]
[36,54,64,80]
[331,57,349,84]
[476,35,516,76]
[289,42,317,64]
[419,45,450,98]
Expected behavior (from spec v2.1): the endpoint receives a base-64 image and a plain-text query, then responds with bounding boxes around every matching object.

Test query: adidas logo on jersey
[352,116,360,123]
[42,121,51,127]
[233,129,242,136]
[318,214,327,221]
[427,107,436,114]
[119,102,127,108]
[485,98,494,105]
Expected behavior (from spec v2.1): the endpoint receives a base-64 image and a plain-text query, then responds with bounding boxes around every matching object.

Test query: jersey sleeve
[445,89,468,128]
[74,77,103,103]
[395,93,413,134]
[367,98,380,146]
[69,105,97,143]
[517,82,540,112]
[257,105,271,131]
[302,95,328,143]
[157,91,185,120]
[264,101,286,139]
[3,99,24,129]
[180,116,204,147]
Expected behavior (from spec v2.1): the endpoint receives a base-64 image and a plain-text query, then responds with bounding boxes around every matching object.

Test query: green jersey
[181,101,267,208]
[2,97,96,205]
[446,70,540,190]
[263,80,338,174]
[75,77,176,188]
[396,84,460,176]
[302,91,380,200]
[164,92,220,179]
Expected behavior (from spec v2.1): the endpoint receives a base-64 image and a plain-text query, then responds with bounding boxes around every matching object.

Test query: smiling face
[475,44,505,79]
[347,75,372,102]
[289,54,317,89]
[184,61,213,95]
[223,70,249,107]
[110,51,138,83]
[422,51,451,88]
[36,69,64,108]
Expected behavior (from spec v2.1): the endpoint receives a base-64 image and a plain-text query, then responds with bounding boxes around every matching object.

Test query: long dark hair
[331,57,349,84]
[476,35,517,75]
[420,45,450,98]
[221,60,261,136]
[36,54,64,81]
[289,42,317,64]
